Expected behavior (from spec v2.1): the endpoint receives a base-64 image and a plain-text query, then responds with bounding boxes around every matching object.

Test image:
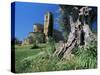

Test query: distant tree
[28,32,45,44]
[11,37,22,45]
[58,5,72,41]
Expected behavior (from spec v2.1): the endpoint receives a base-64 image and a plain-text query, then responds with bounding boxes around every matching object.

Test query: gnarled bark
[54,6,96,59]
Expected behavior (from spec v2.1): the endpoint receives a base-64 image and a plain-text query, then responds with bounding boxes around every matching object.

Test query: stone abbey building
[22,12,63,45]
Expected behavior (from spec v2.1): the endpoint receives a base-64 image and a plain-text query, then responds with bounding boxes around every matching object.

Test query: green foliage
[34,32,45,43]
[15,40,97,73]
[15,45,42,73]
[13,37,22,45]
[31,41,39,49]
[58,6,72,41]
[15,43,59,73]
[47,37,56,54]
[62,31,68,41]
[72,41,97,69]
[28,32,45,44]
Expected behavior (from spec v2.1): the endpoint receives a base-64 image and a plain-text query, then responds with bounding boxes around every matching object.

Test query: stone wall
[33,24,43,32]
[22,11,65,45]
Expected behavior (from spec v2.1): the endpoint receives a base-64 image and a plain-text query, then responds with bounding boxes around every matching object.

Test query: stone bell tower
[44,12,53,41]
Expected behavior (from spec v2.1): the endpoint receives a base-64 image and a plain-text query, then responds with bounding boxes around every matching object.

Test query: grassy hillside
[15,41,97,73]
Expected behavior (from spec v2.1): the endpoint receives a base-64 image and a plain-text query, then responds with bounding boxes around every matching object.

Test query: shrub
[47,37,56,54]
[28,32,45,44]
[31,41,39,49]
[72,41,97,69]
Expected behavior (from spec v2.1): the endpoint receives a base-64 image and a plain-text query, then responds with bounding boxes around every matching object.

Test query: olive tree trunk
[54,7,96,59]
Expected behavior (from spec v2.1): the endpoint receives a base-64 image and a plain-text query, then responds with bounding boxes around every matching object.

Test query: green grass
[15,44,45,72]
[15,41,97,73]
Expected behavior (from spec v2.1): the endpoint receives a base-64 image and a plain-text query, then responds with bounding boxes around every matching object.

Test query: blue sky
[13,2,97,41]
[14,2,59,41]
